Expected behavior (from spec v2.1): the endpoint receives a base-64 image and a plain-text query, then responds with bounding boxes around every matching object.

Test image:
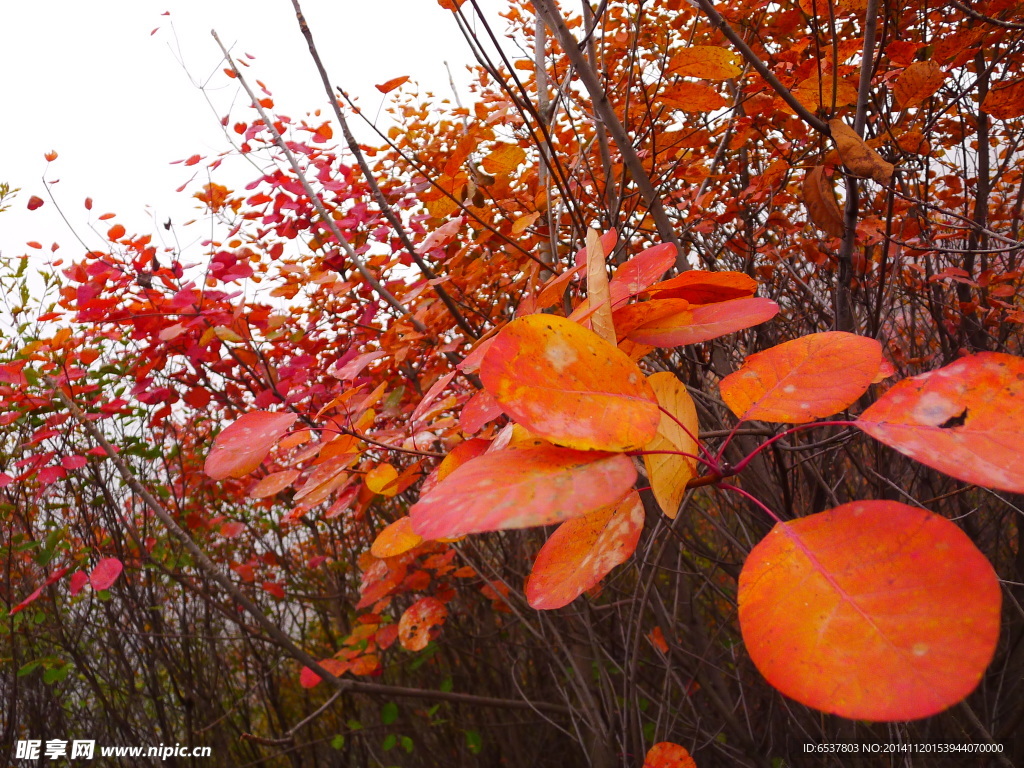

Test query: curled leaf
[828,119,894,185]
[802,166,844,237]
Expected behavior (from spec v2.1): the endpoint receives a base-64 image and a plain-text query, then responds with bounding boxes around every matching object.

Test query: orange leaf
[719,332,882,423]
[375,75,410,94]
[644,742,698,768]
[802,166,844,237]
[644,270,757,304]
[790,72,858,111]
[659,82,727,113]
[739,501,1000,720]
[526,490,644,609]
[371,517,424,558]
[981,77,1024,120]
[643,372,699,518]
[627,297,779,347]
[828,119,894,185]
[481,143,526,176]
[399,596,448,651]
[480,315,660,452]
[857,352,1024,492]
[667,45,741,80]
[893,60,946,109]
[107,224,126,240]
[410,446,637,539]
[204,411,298,480]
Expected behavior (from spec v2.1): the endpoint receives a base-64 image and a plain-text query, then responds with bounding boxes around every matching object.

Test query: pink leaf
[89,557,123,591]
[204,411,298,480]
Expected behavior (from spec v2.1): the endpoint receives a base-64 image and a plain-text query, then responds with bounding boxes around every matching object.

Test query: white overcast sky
[1,0,501,273]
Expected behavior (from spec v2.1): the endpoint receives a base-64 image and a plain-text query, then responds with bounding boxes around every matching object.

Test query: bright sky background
[1,0,500,277]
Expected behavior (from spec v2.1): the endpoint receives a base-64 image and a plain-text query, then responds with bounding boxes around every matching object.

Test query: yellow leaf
[371,517,424,558]
[666,46,741,80]
[643,372,700,518]
[481,143,526,176]
[586,228,616,345]
[366,463,400,496]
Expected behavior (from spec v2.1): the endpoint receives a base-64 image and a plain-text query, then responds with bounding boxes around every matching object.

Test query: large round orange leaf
[410,445,637,539]
[526,491,643,610]
[739,501,1000,721]
[644,742,698,768]
[399,597,448,651]
[480,314,660,452]
[857,352,1024,492]
[628,297,779,347]
[204,411,298,480]
[643,372,699,518]
[719,332,882,423]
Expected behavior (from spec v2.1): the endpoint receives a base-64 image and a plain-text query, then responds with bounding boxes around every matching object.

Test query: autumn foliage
[3,0,1024,765]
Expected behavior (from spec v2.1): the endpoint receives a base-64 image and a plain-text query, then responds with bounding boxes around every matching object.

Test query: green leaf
[381,701,398,725]
[400,736,414,753]
[43,665,69,684]
[330,735,345,750]
[17,660,41,677]
[465,730,483,755]
[382,734,397,751]
[440,677,453,693]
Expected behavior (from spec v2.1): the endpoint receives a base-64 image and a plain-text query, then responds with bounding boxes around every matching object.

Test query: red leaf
[184,154,202,166]
[299,658,349,688]
[410,446,637,539]
[375,75,410,93]
[262,581,285,599]
[27,196,44,211]
[219,521,246,538]
[107,224,126,240]
[69,571,88,596]
[89,557,123,591]
[739,501,1000,720]
[204,411,298,480]
[9,585,45,616]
